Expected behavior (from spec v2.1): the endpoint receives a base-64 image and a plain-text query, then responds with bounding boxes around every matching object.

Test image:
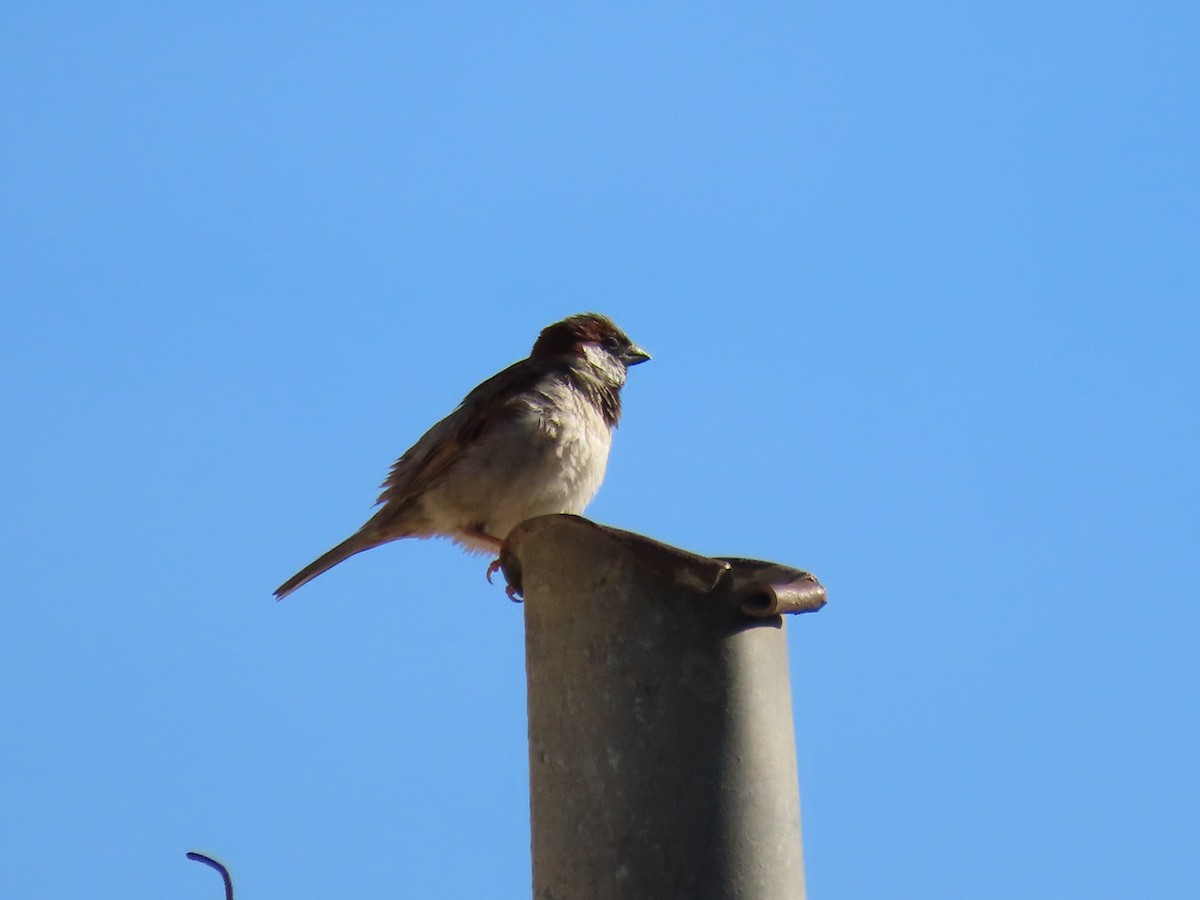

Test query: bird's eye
[602,336,621,351]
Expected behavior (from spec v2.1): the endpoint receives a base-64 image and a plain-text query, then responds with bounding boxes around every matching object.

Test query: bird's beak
[623,344,652,366]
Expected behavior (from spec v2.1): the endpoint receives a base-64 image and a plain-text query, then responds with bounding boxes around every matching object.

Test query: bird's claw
[485,558,522,601]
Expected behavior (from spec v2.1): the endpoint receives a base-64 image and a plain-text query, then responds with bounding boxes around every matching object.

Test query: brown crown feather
[530,313,627,359]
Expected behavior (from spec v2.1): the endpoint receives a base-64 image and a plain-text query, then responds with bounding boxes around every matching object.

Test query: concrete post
[499,515,825,900]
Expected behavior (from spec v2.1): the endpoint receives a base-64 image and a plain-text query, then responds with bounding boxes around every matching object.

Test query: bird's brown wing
[372,356,550,514]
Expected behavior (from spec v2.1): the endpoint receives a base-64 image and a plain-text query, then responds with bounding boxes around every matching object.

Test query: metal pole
[499,515,825,900]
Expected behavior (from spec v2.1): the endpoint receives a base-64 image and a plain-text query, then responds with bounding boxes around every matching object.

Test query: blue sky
[2,3,1196,897]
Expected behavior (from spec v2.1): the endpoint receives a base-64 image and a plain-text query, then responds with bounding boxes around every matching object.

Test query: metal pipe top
[499,514,826,617]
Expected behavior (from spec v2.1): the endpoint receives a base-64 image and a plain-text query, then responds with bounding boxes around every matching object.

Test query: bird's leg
[463,528,505,584]
[472,540,520,602]
[485,556,523,601]
[464,528,520,599]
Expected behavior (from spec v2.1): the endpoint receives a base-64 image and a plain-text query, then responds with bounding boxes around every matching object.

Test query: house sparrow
[274,312,650,600]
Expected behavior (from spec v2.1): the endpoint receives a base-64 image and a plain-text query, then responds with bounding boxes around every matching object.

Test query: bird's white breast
[420,378,614,543]
[525,379,613,511]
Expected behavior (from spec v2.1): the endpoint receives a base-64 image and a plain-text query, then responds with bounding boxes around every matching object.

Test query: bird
[274,312,650,600]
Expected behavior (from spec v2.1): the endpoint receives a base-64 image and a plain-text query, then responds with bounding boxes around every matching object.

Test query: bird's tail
[273,531,384,600]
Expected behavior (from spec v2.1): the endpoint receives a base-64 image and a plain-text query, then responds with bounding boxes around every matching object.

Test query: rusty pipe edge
[498,514,826,618]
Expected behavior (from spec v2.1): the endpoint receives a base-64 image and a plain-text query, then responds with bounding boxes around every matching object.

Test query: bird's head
[531,313,651,381]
